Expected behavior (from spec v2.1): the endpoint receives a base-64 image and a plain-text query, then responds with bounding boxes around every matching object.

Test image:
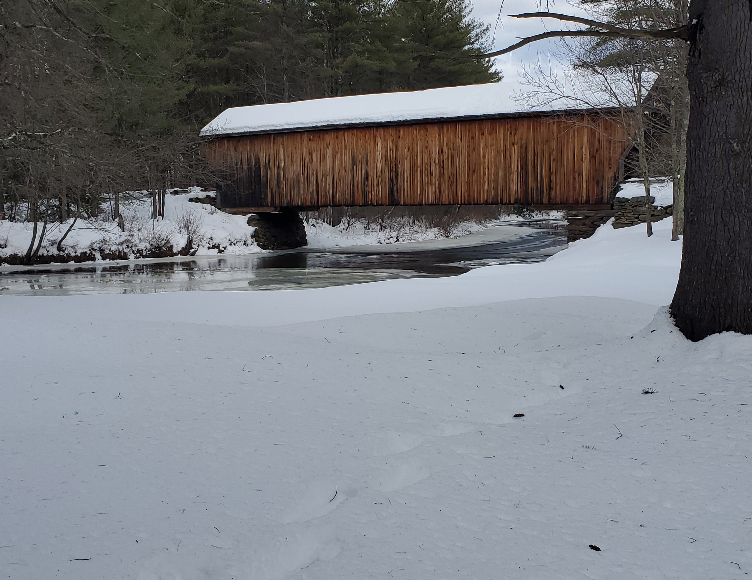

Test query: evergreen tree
[336,0,408,95]
[186,0,324,120]
[184,0,265,120]
[183,0,499,116]
[310,0,374,96]
[388,0,499,90]
[243,0,324,103]
[85,0,194,138]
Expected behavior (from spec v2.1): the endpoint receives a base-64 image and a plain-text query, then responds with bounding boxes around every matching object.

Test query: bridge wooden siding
[204,112,629,210]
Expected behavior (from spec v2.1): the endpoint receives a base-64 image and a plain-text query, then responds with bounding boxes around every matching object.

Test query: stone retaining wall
[566,196,673,241]
[612,196,673,229]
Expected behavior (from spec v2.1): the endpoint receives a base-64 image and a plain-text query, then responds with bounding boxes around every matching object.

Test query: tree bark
[671,94,682,241]
[57,214,78,253]
[676,103,687,235]
[637,125,653,238]
[669,99,689,241]
[59,192,68,222]
[114,190,124,231]
[31,219,48,261]
[24,200,39,265]
[670,0,752,340]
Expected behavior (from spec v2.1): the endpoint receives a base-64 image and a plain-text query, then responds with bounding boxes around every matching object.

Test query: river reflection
[0,222,566,295]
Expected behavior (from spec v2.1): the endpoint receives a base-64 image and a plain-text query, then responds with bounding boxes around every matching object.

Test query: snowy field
[2,218,751,580]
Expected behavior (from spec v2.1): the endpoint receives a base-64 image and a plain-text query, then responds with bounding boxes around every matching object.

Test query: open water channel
[0,220,566,296]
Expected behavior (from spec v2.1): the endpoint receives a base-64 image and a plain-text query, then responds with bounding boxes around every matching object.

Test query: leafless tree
[1,0,217,262]
[514,1,689,238]
[485,1,752,340]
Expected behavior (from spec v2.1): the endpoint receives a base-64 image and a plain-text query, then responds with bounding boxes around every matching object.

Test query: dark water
[0,222,566,295]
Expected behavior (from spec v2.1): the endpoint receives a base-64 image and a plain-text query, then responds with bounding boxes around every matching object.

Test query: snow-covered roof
[199,81,596,137]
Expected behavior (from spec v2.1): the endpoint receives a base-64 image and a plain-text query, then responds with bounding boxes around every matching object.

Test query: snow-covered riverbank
[0,190,540,266]
[0,191,258,264]
[2,218,750,580]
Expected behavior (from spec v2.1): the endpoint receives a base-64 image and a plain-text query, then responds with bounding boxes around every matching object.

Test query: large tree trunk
[670,0,752,340]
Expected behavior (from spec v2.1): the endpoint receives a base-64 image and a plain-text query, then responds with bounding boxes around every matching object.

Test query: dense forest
[0,0,498,223]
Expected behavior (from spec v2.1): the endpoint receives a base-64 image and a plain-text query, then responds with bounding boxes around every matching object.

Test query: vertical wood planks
[203,113,630,208]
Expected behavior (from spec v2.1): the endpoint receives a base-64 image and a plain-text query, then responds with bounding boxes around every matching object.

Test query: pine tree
[184,0,499,113]
[186,0,324,119]
[311,0,374,96]
[388,0,499,90]
[85,0,193,138]
[336,0,408,95]
[244,0,324,103]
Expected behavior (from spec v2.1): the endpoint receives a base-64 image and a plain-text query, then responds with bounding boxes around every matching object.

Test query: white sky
[470,0,589,80]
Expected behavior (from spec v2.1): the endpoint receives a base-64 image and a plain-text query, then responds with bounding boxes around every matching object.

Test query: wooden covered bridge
[200,82,631,212]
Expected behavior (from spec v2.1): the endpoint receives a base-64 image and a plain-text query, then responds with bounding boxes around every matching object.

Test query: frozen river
[0,221,566,295]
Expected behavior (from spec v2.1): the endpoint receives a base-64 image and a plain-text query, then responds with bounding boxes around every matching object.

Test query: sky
[469,0,589,80]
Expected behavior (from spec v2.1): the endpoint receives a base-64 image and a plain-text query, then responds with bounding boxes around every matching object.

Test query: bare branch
[513,12,690,40]
[482,12,690,58]
[513,12,637,34]
[485,30,624,58]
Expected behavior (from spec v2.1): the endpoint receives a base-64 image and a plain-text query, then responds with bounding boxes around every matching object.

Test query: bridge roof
[200,81,620,138]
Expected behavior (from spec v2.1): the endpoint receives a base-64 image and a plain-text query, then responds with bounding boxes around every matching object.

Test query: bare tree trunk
[24,199,39,265]
[628,65,653,237]
[59,191,68,222]
[114,189,124,231]
[671,96,680,241]
[670,0,752,340]
[31,219,48,260]
[637,125,653,237]
[674,23,690,239]
[148,166,158,220]
[671,62,690,241]
[676,97,688,235]
[57,214,78,253]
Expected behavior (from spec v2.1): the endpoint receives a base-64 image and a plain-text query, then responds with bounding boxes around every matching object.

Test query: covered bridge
[200,82,631,211]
